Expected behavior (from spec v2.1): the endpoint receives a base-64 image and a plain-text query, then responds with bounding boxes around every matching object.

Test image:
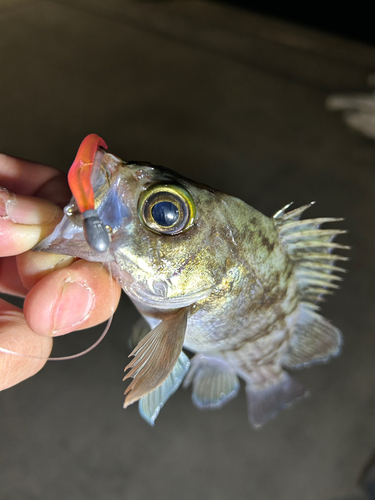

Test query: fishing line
[0,255,116,361]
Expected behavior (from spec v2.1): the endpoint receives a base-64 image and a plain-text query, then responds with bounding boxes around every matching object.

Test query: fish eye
[138,184,196,235]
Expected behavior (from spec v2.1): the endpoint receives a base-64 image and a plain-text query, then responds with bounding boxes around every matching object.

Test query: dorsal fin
[274,203,349,306]
[282,302,342,368]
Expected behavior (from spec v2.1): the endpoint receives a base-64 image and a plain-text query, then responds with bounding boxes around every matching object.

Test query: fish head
[35,149,235,311]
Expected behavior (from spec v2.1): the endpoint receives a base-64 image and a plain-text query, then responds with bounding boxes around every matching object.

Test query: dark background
[219,1,375,46]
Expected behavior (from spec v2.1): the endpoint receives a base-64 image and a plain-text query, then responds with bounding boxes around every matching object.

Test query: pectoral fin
[139,351,190,426]
[123,307,188,408]
[128,316,151,349]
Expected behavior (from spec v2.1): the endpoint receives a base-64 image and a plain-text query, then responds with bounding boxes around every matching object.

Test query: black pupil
[152,201,179,227]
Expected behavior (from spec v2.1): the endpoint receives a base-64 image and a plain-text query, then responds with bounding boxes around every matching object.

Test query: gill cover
[68,134,110,252]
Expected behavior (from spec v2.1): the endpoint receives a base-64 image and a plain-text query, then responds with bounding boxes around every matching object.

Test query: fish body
[36,145,347,427]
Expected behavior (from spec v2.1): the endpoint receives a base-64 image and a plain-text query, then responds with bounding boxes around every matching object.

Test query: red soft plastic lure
[68,133,108,213]
[67,134,110,252]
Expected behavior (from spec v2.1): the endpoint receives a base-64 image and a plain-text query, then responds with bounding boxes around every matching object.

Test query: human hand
[0,154,121,390]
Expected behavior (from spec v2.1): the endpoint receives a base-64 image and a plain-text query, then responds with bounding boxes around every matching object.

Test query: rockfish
[36,135,348,427]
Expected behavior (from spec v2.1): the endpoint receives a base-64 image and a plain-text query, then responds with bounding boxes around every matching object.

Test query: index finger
[0,155,71,258]
[0,154,65,196]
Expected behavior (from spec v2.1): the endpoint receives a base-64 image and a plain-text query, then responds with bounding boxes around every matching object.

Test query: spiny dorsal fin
[274,202,314,221]
[123,308,188,408]
[282,302,342,368]
[274,202,349,306]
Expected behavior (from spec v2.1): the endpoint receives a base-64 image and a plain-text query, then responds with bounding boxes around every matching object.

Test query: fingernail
[0,188,10,217]
[52,281,94,335]
[0,188,61,225]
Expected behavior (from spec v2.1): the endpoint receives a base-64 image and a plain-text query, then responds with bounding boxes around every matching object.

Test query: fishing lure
[68,134,110,252]
[35,135,348,427]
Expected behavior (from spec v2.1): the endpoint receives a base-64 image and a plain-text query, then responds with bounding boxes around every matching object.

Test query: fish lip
[35,155,134,257]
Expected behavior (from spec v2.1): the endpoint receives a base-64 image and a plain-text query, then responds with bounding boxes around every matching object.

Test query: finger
[24,260,121,337]
[0,154,66,197]
[17,251,75,291]
[0,299,52,391]
[0,190,62,257]
[34,174,71,209]
[0,256,28,296]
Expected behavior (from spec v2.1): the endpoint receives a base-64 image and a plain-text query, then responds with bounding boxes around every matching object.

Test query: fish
[35,134,349,428]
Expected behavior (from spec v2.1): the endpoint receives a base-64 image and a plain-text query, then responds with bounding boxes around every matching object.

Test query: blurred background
[1,1,375,499]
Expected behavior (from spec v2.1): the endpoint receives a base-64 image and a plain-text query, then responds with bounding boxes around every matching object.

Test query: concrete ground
[1,1,375,499]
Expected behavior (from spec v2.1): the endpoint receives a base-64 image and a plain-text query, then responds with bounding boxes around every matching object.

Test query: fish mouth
[34,152,131,261]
